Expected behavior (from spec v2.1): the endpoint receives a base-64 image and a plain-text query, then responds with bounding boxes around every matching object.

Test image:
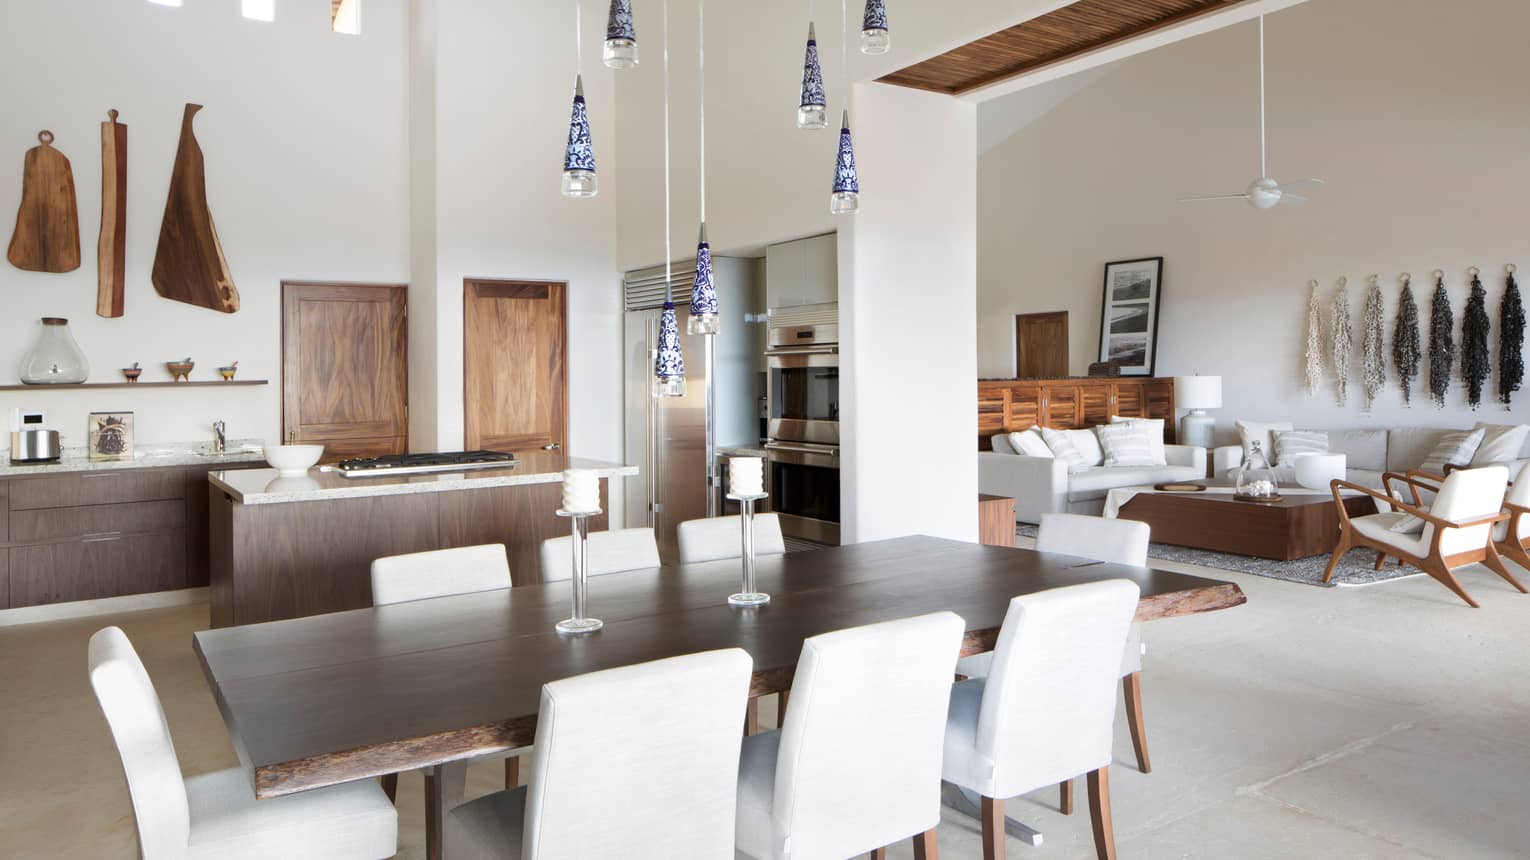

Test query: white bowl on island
[263,443,324,476]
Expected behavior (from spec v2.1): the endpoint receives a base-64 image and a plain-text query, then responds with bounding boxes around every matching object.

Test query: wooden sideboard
[978,377,1176,449]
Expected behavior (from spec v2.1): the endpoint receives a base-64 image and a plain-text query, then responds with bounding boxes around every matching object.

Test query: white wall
[841,83,977,544]
[0,0,409,446]
[977,0,1530,441]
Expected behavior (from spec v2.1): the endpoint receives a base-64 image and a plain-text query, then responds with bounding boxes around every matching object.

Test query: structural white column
[839,83,978,544]
[407,0,442,453]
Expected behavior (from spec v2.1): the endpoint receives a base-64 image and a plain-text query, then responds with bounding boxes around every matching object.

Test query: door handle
[82,531,123,543]
[543,443,562,451]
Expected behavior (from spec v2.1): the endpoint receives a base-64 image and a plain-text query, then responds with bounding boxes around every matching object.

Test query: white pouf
[1293,453,1347,490]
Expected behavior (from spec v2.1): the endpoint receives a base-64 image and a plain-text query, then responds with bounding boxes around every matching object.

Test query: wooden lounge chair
[1323,466,1519,608]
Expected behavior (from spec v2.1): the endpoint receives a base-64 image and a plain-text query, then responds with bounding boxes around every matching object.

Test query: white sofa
[1213,425,1530,490]
[980,433,1206,523]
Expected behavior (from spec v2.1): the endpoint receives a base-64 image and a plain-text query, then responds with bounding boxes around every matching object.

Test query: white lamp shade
[1174,375,1223,410]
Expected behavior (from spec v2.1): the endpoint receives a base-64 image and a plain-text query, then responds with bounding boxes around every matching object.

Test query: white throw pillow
[1038,427,1090,473]
[1472,422,1530,465]
[1237,420,1293,465]
[1110,416,1167,465]
[1065,428,1105,467]
[1419,428,1486,476]
[1274,430,1329,466]
[1096,422,1158,467]
[1007,428,1053,458]
[1389,513,1429,534]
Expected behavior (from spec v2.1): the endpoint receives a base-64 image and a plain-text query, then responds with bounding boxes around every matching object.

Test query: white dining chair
[958,512,1155,778]
[538,526,661,582]
[735,611,965,860]
[371,543,517,796]
[88,626,398,860]
[370,543,511,604]
[676,513,787,564]
[448,648,754,859]
[943,579,1140,860]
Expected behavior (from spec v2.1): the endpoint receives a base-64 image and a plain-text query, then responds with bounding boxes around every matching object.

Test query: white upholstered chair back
[770,612,965,859]
[978,580,1140,799]
[370,543,511,605]
[88,626,191,859]
[521,649,753,858]
[1495,476,1530,542]
[538,527,661,582]
[1036,513,1150,566]
[1427,467,1507,556]
[676,514,786,564]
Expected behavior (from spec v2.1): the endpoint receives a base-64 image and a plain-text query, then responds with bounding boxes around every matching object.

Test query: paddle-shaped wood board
[97,110,127,317]
[152,103,239,314]
[7,130,81,273]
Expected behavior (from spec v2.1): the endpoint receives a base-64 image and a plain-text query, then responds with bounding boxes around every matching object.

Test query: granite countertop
[0,439,267,477]
[210,451,638,505]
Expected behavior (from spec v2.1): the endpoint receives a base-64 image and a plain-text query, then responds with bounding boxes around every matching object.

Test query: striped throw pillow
[1274,430,1329,466]
[1419,428,1486,476]
[1039,427,1090,473]
[1096,422,1158,468]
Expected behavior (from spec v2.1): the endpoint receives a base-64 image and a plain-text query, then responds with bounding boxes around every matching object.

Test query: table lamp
[1174,375,1222,449]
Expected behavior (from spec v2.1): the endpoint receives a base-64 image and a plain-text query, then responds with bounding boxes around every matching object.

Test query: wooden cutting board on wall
[7,130,81,273]
[152,103,239,314]
[98,110,127,317]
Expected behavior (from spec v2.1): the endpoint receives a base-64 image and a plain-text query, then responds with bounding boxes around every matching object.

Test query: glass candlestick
[726,494,771,606]
[555,508,604,634]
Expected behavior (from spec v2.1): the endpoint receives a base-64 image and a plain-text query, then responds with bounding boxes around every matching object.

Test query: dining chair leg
[1373,551,1387,571]
[912,827,939,860]
[744,697,759,736]
[1482,542,1528,592]
[980,795,1004,860]
[1086,767,1116,860]
[380,773,398,803]
[1059,779,1074,814]
[1321,532,1350,583]
[1122,672,1151,773]
[505,756,519,789]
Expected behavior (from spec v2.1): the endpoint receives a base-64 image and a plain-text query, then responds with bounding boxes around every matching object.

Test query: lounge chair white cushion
[1350,512,1430,558]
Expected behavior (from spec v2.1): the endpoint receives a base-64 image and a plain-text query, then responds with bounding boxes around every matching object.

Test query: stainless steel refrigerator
[623,256,764,561]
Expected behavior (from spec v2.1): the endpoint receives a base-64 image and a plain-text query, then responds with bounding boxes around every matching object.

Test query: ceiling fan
[1181,15,1323,210]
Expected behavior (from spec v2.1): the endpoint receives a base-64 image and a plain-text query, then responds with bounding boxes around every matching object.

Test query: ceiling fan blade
[1179,194,1250,202]
[1279,193,1307,204]
[1274,178,1325,192]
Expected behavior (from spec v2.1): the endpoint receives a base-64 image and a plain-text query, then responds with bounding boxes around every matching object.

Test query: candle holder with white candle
[555,469,604,634]
[726,457,770,607]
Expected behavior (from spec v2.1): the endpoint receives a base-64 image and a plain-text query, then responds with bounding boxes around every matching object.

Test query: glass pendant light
[561,75,597,197]
[831,109,859,214]
[798,22,827,129]
[653,0,686,396]
[689,0,718,336]
[604,0,638,68]
[860,0,888,54]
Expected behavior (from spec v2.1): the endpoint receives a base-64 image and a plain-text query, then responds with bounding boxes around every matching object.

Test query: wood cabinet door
[1015,312,1069,378]
[9,531,185,606]
[464,279,568,453]
[281,282,408,461]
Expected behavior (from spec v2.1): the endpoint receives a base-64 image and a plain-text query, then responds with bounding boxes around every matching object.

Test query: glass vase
[1235,440,1280,500]
[20,317,89,384]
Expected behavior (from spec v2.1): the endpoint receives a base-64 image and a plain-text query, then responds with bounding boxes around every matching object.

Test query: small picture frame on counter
[88,411,134,461]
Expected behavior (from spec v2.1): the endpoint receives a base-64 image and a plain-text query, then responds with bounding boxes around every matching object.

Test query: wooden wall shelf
[0,380,269,391]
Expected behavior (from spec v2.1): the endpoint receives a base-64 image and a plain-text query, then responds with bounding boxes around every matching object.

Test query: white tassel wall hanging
[1331,277,1353,406]
[1304,280,1324,396]
[1361,275,1386,410]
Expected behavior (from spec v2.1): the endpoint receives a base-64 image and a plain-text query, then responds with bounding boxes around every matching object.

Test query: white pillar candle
[561,469,600,513]
[729,456,764,497]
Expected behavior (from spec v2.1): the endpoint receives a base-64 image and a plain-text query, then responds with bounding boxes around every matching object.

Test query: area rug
[1015,524,1420,588]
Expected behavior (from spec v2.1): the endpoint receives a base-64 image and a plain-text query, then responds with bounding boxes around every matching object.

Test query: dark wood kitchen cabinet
[0,462,258,610]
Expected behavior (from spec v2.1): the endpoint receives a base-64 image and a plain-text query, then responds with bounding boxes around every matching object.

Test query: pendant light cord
[662,0,672,299]
[840,0,847,107]
[1258,15,1266,178]
[698,0,705,223]
[575,0,582,73]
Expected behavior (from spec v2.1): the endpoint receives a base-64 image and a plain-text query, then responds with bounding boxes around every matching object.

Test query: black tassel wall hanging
[1393,274,1421,405]
[1428,270,1454,408]
[1461,267,1491,410]
[1502,264,1525,407]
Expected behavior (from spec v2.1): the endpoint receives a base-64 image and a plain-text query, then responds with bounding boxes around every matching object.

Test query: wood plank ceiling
[878,0,1236,95]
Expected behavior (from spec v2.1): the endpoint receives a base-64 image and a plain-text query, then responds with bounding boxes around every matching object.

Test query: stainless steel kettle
[10,429,62,463]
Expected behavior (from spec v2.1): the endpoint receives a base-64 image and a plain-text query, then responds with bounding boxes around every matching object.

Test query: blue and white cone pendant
[604,0,638,69]
[831,109,859,214]
[860,0,889,54]
[797,23,827,129]
[688,223,719,335]
[561,75,598,198]
[655,301,687,396]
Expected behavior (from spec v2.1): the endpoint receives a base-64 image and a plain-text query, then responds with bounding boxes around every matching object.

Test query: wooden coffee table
[1115,482,1374,560]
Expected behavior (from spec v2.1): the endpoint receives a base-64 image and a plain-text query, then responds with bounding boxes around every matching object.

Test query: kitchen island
[206,453,636,627]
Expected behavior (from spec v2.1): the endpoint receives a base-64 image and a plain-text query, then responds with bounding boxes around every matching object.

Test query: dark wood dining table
[194,535,1246,858]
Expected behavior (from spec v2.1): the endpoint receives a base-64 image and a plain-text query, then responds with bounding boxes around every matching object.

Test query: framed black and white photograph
[1098,257,1164,376]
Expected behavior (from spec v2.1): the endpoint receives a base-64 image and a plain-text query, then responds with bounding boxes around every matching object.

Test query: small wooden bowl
[1154,482,1205,492]
[218,366,238,381]
[166,360,194,382]
[120,367,142,383]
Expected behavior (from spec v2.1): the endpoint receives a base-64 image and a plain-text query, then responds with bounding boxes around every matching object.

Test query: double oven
[765,311,840,544]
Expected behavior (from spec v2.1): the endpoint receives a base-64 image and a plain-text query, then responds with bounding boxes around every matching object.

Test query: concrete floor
[2,554,1528,859]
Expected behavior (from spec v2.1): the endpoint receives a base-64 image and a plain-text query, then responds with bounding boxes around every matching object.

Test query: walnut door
[1014,312,1068,378]
[281,282,408,462]
[464,279,568,454]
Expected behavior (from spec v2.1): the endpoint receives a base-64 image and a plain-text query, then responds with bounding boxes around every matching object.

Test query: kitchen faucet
[212,420,226,454]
